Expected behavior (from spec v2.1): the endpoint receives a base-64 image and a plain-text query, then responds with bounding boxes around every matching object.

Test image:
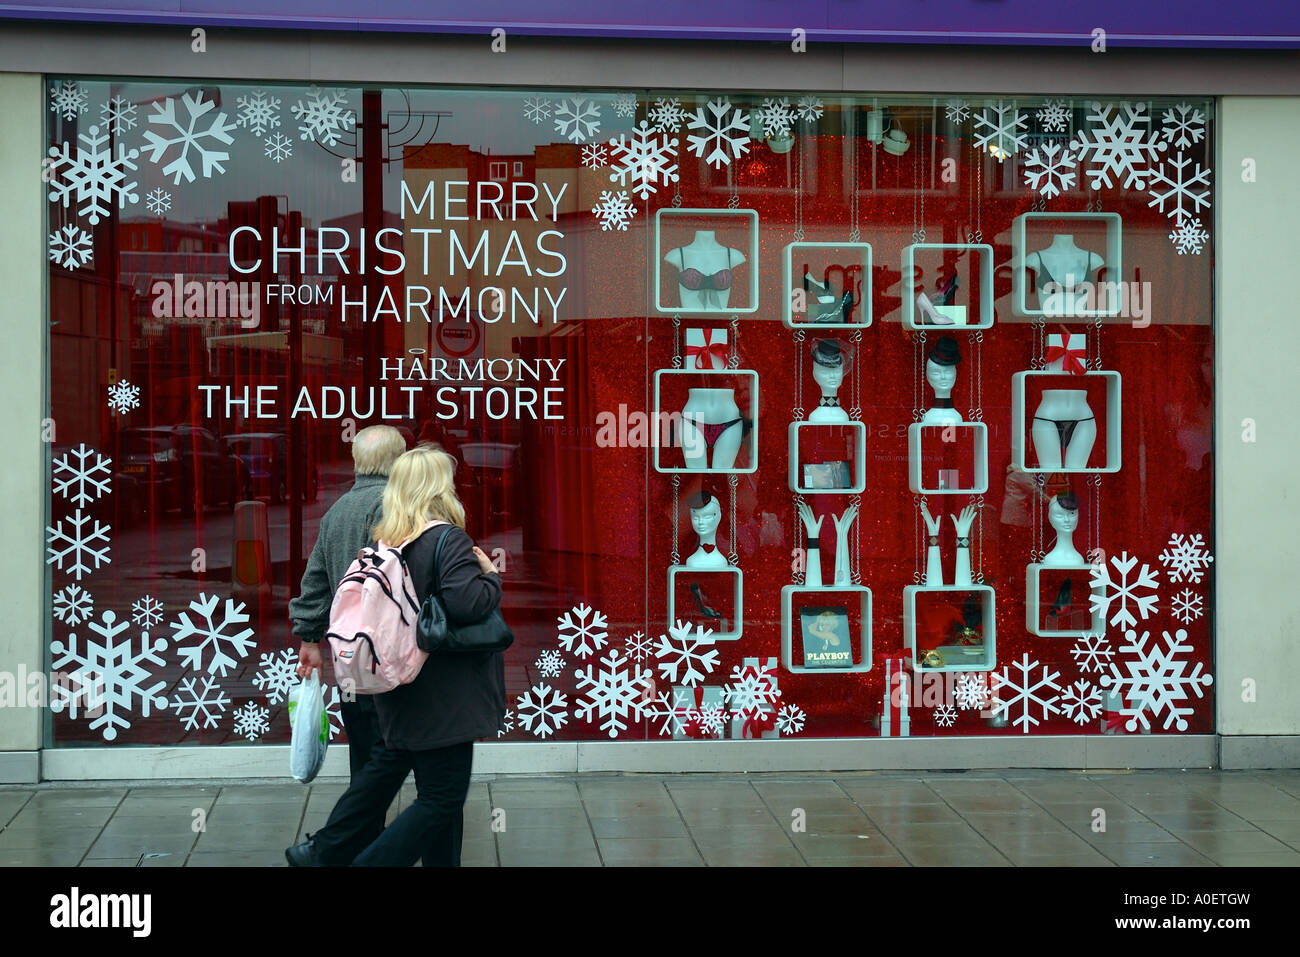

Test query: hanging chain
[793,327,806,421]
[911,140,926,243]
[728,474,740,567]
[726,161,739,208]
[973,161,982,243]
[911,330,926,422]
[848,113,860,242]
[1092,311,1104,370]
[918,117,927,242]
[793,131,805,241]
[849,328,863,420]
[1032,474,1047,563]
[973,493,986,584]
[850,493,862,584]
[1092,474,1102,567]
[914,493,927,585]
[793,491,805,585]
[671,315,682,369]
[968,330,985,422]
[727,315,740,370]
[672,176,682,208]
[670,473,681,565]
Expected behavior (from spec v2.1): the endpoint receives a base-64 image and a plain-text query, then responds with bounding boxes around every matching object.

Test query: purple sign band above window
[3,0,1300,48]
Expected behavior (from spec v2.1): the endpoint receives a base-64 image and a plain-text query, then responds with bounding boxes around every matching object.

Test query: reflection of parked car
[118,426,248,514]
[460,442,521,525]
[227,432,319,504]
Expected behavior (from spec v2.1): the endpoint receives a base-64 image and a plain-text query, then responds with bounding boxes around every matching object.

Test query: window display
[43,81,1215,747]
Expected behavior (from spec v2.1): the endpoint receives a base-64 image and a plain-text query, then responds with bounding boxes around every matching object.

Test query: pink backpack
[326,520,443,694]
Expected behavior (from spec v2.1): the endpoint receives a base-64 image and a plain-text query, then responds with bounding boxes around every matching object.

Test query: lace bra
[676,248,735,291]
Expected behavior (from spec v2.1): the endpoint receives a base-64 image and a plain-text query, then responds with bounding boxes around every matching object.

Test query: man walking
[287,424,406,866]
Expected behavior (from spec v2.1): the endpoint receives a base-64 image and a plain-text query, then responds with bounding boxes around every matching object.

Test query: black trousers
[343,741,474,867]
[311,697,387,865]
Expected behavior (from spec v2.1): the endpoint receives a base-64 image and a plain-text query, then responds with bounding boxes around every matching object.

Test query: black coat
[373,523,505,751]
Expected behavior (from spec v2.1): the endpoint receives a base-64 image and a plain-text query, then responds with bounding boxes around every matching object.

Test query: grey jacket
[289,474,387,644]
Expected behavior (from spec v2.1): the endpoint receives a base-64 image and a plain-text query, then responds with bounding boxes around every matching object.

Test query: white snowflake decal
[552,96,602,144]
[607,121,679,200]
[943,99,970,124]
[647,97,686,132]
[53,583,94,627]
[48,225,94,270]
[1070,633,1114,674]
[50,611,168,741]
[289,86,355,146]
[1160,103,1207,150]
[141,91,237,185]
[497,708,515,738]
[991,654,1062,733]
[1036,99,1071,133]
[953,672,991,710]
[722,662,781,719]
[653,620,721,687]
[795,95,824,123]
[580,142,608,168]
[643,691,687,737]
[323,684,344,740]
[685,97,750,170]
[574,649,650,739]
[47,124,140,225]
[1070,101,1168,190]
[46,510,111,581]
[145,187,172,215]
[99,95,139,135]
[933,704,958,728]
[49,80,89,121]
[1023,142,1077,199]
[169,593,256,678]
[232,701,270,740]
[1169,218,1209,256]
[107,380,140,415]
[610,92,638,119]
[624,630,653,663]
[1059,679,1102,725]
[555,602,609,659]
[50,79,91,120]
[972,101,1029,160]
[515,682,569,738]
[775,703,806,735]
[252,648,298,704]
[131,595,165,629]
[1099,628,1213,732]
[235,89,282,136]
[591,189,637,231]
[1171,589,1204,624]
[523,96,552,124]
[534,649,566,679]
[264,133,294,164]
[52,443,112,507]
[1158,532,1214,584]
[758,97,795,138]
[1147,152,1212,222]
[1090,551,1160,630]
[694,701,728,737]
[172,675,230,731]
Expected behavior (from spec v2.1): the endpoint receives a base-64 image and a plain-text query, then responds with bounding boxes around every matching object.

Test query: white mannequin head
[925,337,961,397]
[689,491,722,539]
[812,361,844,392]
[1049,493,1079,534]
[810,339,851,396]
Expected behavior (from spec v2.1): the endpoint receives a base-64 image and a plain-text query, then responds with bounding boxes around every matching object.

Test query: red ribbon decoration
[686,330,728,369]
[1045,342,1087,375]
[1104,710,1127,733]
[741,707,776,738]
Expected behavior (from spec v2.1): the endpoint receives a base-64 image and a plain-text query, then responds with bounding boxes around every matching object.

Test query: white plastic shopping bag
[287,669,328,783]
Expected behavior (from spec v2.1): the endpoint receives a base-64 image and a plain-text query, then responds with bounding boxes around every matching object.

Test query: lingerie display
[675,247,735,310]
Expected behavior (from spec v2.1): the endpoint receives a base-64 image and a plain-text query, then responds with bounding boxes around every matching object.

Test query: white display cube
[903,584,996,673]
[782,241,873,329]
[907,422,988,495]
[667,564,743,641]
[1011,370,1121,474]
[787,421,867,494]
[780,584,872,674]
[902,242,995,330]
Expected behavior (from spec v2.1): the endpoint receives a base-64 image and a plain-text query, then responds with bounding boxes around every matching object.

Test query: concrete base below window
[1219,735,1300,769]
[0,750,39,784]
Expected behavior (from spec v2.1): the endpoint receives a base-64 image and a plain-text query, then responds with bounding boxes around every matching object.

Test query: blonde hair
[373,446,466,545]
[352,425,407,476]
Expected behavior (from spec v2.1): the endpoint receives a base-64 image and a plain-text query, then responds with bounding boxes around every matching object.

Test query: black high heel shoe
[689,582,723,621]
[1047,577,1073,619]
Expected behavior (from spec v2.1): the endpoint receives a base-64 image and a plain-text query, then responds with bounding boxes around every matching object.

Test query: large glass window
[44,81,1214,744]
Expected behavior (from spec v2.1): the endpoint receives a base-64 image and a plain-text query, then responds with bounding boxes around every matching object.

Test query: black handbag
[415,526,514,654]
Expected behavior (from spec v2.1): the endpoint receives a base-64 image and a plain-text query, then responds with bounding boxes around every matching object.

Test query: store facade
[0,5,1297,782]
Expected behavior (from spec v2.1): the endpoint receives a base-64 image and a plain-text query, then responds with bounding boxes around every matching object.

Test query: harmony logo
[49,887,151,938]
[150,273,260,328]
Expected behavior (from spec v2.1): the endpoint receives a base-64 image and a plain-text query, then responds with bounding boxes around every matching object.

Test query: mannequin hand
[797,501,824,536]
[950,505,977,537]
[833,504,859,533]
[921,502,941,536]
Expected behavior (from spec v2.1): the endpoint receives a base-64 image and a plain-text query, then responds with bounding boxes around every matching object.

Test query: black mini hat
[1054,492,1080,512]
[927,335,962,367]
[686,490,717,510]
[811,338,854,370]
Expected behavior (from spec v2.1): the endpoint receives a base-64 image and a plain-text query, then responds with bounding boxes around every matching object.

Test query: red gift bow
[1104,708,1127,733]
[686,331,728,370]
[1044,342,1087,375]
[741,707,777,738]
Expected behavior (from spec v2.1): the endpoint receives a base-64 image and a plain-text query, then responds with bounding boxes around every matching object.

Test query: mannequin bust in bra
[1025,234,1104,314]
[684,490,730,569]
[666,230,747,312]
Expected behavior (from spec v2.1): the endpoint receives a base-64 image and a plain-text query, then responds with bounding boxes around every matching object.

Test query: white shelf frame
[780,584,873,674]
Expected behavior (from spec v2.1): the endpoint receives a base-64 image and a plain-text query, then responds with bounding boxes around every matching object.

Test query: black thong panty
[1034,415,1095,450]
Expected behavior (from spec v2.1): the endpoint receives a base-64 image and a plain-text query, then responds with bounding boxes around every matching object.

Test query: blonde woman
[289,446,503,868]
